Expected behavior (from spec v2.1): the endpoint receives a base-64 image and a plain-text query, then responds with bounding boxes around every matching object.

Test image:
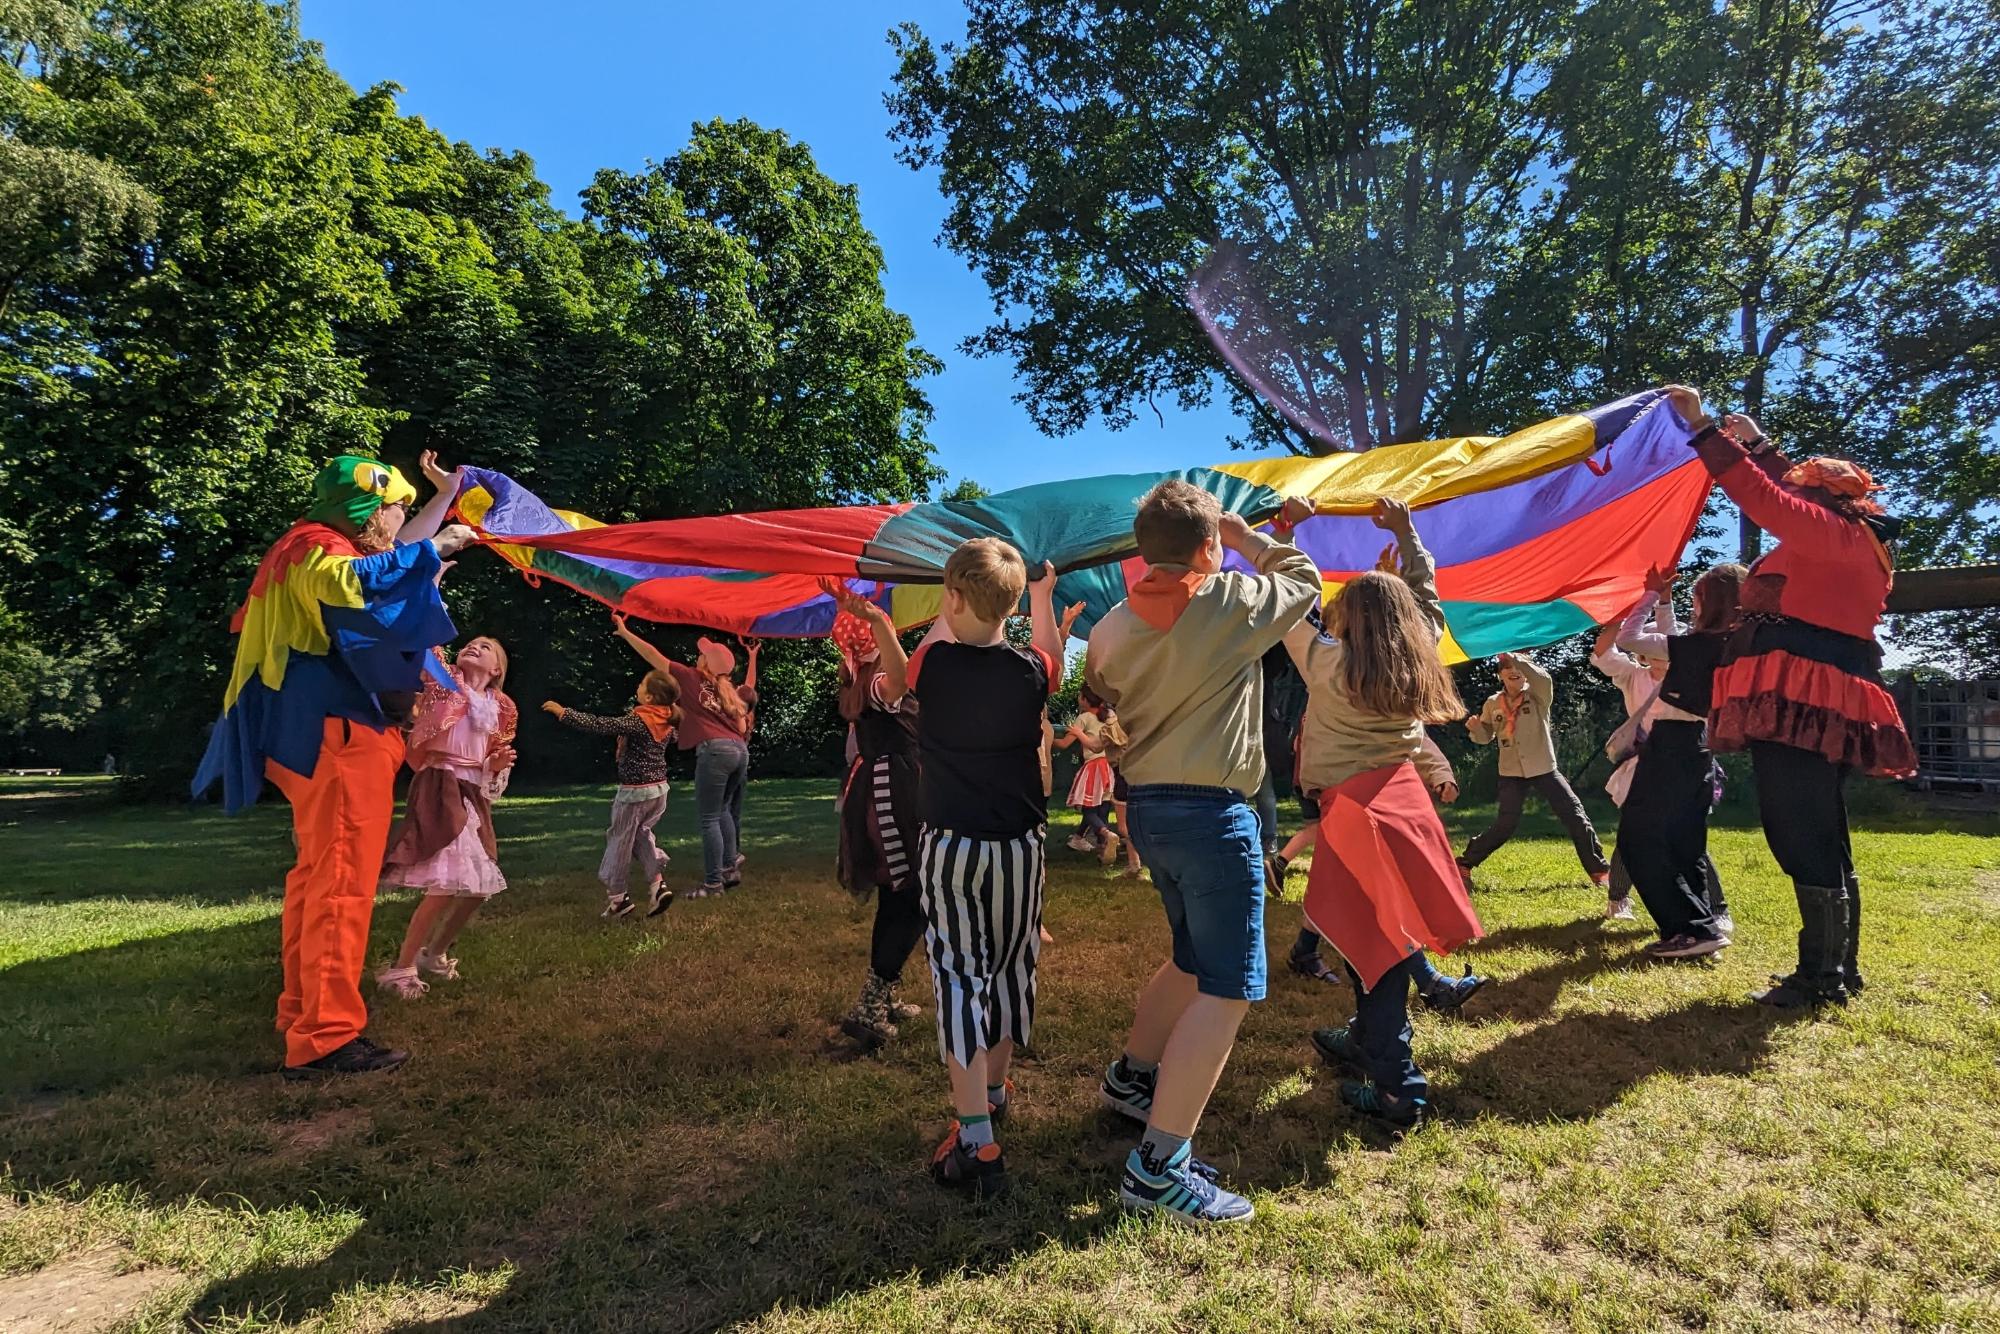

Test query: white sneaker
[414,948,460,981]
[1605,898,1636,921]
[1713,913,1736,937]
[1066,834,1095,854]
[375,966,429,999]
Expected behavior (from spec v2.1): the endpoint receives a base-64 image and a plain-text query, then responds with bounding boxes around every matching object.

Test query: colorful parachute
[454,389,1711,663]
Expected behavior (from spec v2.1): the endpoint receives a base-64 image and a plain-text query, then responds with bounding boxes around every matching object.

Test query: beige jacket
[1288,529,1449,793]
[1086,531,1320,797]
[1467,657,1557,778]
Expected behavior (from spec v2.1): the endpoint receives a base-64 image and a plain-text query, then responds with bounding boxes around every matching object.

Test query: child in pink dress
[377,637,518,997]
[1054,690,1125,864]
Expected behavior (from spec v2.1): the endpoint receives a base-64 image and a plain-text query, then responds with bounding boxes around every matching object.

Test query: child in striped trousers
[824,537,1064,1199]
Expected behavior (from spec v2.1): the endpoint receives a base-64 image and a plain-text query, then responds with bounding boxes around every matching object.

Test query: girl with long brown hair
[1613,561,1747,960]
[1281,497,1481,1130]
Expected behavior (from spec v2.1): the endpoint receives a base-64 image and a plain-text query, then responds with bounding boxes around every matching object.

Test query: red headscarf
[831,609,878,662]
[1784,458,1884,514]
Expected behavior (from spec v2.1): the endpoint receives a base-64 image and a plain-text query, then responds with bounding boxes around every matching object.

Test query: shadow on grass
[1447,998,1786,1123]
[0,869,1130,1332]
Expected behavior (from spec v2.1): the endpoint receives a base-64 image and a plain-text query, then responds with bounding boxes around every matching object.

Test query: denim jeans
[1127,784,1267,1001]
[694,738,748,885]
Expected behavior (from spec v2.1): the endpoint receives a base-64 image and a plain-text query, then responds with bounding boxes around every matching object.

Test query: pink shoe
[375,966,429,1000]
[414,948,460,982]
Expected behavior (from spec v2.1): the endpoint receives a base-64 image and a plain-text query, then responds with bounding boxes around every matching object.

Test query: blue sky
[297,0,1255,495]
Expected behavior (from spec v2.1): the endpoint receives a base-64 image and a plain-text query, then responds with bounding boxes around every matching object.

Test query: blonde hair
[459,636,508,692]
[1692,563,1748,633]
[1327,573,1464,723]
[1134,479,1221,565]
[944,537,1028,623]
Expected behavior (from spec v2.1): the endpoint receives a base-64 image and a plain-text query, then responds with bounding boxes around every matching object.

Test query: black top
[558,708,674,787]
[908,640,1056,840]
[1659,632,1728,718]
[842,661,919,761]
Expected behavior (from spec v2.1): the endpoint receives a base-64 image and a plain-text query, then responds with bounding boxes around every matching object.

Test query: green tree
[581,118,942,516]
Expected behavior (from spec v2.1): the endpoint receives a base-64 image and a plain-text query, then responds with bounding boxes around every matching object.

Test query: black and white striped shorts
[918,826,1046,1067]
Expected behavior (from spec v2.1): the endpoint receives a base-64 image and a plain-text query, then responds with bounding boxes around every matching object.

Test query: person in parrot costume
[193,453,476,1079]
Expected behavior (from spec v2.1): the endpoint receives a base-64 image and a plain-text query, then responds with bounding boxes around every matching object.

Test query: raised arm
[1027,560,1063,666]
[1379,500,1444,637]
[822,580,909,704]
[1663,386,1850,557]
[1224,497,1321,655]
[400,451,461,545]
[611,612,675,675]
[1505,653,1554,711]
[541,701,650,738]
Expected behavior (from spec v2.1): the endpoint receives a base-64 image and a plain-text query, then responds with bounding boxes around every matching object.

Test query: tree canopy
[0,0,939,781]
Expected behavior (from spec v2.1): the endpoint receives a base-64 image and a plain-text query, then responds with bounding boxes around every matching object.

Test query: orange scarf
[1129,568,1207,631]
[1497,689,1526,740]
[633,704,675,743]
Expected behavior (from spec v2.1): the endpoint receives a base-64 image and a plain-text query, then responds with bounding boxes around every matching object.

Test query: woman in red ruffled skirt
[1663,387,1916,1009]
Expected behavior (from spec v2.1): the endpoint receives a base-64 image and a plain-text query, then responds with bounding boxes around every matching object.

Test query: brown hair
[943,537,1028,623]
[639,669,683,724]
[1691,563,1748,633]
[1326,572,1464,723]
[1134,479,1221,565]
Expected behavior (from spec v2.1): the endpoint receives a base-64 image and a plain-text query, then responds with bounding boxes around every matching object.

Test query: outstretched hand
[418,449,459,494]
[433,524,477,557]
[1374,541,1401,575]
[1662,384,1709,429]
[818,577,887,624]
[540,700,565,718]
[1276,496,1314,530]
[1058,601,1086,640]
[1370,497,1414,535]
[1643,564,1674,595]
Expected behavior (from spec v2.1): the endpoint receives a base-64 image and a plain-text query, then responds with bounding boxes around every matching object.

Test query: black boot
[1753,883,1849,1010]
[1843,870,1865,996]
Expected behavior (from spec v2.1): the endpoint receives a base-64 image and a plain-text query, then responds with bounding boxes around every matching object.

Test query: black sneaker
[1309,1025,1366,1074]
[282,1036,409,1082]
[1417,964,1487,1015]
[930,1124,1009,1198]
[646,878,674,918]
[602,894,636,920]
[1752,978,1848,1010]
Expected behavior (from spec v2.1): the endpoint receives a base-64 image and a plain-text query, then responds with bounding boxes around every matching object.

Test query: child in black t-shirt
[825,539,1063,1199]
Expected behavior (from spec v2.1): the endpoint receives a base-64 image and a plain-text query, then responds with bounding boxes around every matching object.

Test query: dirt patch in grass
[0,1245,179,1332]
[270,1105,373,1161]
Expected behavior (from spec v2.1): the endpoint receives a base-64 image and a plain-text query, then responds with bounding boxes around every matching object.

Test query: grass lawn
[2,773,1998,1332]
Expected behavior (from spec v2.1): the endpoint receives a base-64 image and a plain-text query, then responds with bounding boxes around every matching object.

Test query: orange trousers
[265,716,404,1067]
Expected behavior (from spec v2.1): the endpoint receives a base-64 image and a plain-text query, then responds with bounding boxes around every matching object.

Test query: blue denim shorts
[1126,784,1268,1001]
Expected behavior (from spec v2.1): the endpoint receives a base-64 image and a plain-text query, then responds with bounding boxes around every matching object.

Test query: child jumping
[1614,562,1746,959]
[1458,652,1612,891]
[827,540,1063,1199]
[1286,499,1483,1128]
[377,636,518,997]
[1055,689,1125,865]
[1089,483,1320,1224]
[541,669,682,920]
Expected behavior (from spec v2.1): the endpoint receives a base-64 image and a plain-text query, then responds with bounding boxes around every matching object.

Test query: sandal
[1288,952,1346,985]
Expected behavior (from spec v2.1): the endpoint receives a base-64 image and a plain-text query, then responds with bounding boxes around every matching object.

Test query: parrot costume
[194,455,457,1074]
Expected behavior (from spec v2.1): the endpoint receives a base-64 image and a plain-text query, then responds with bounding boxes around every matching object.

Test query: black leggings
[1462,772,1610,877]
[1080,803,1113,839]
[1620,722,1723,939]
[1749,741,1853,888]
[870,887,928,983]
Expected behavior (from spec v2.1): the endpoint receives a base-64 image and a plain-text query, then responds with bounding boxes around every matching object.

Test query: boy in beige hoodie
[1086,481,1318,1224]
